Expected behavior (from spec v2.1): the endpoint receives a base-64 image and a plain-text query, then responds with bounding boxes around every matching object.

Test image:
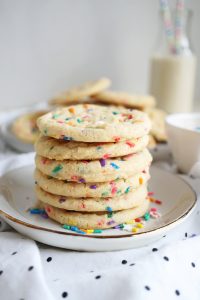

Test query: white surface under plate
[0,165,197,251]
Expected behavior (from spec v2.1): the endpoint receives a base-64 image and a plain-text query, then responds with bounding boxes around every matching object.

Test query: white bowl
[166,113,200,174]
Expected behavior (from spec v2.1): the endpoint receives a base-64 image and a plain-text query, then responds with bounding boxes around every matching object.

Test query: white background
[0,0,199,110]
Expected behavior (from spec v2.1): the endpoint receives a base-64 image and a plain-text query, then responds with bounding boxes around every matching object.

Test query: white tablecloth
[0,138,200,300]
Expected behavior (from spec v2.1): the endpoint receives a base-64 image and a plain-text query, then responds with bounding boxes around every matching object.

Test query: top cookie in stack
[34,104,152,229]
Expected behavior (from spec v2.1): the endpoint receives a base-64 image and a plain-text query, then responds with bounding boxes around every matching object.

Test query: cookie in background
[11,110,49,144]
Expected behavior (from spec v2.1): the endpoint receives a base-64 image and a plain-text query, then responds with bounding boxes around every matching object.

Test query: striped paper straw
[175,0,185,54]
[160,0,176,54]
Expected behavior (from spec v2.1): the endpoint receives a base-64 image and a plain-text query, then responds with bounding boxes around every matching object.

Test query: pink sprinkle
[111,186,117,195]
[103,154,111,159]
[57,120,64,124]
[41,158,48,164]
[126,141,135,148]
[148,192,154,196]
[71,175,78,181]
[150,207,157,212]
[113,136,121,142]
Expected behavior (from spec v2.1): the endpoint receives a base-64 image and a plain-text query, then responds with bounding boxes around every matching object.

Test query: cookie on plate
[11,110,48,144]
[35,148,152,182]
[36,184,147,212]
[50,78,111,105]
[41,198,149,229]
[37,104,151,142]
[34,168,150,198]
[35,134,149,160]
[92,91,156,110]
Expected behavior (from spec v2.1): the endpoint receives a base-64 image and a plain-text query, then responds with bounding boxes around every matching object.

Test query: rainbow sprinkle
[52,164,63,174]
[110,162,120,170]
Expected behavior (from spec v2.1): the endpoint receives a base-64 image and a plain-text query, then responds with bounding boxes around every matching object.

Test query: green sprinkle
[125,187,130,194]
[52,164,63,174]
[77,118,83,123]
[52,114,60,119]
[63,224,70,230]
[102,191,109,197]
[108,212,113,218]
[50,146,54,150]
[96,146,102,151]
[93,229,102,233]
[112,111,119,115]
[44,129,48,135]
[65,117,71,121]
[117,190,122,194]
[144,212,150,221]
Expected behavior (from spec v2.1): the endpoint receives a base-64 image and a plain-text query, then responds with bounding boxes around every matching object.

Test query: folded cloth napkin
[0,146,200,300]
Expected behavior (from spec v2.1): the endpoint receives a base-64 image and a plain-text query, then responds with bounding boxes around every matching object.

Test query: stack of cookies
[34,104,152,229]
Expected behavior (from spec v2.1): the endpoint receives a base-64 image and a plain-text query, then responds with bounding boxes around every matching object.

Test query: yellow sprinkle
[139,177,143,185]
[132,227,138,233]
[86,229,94,234]
[137,223,144,228]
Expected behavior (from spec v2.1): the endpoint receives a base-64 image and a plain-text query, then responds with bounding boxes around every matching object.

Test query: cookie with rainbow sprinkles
[36,104,151,142]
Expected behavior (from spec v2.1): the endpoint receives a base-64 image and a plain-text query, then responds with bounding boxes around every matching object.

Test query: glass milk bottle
[149,10,196,113]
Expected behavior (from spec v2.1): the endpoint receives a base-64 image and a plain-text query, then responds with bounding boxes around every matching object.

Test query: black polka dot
[129,263,135,266]
[0,270,3,276]
[163,256,169,261]
[121,259,127,264]
[145,285,151,291]
[95,275,101,279]
[163,235,166,238]
[62,291,68,298]
[175,290,180,296]
[152,248,158,252]
[28,266,34,271]
[47,257,52,262]
[12,251,17,255]
[191,262,196,268]
[185,232,188,237]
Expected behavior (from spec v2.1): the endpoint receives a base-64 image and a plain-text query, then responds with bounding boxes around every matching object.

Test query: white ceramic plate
[0,165,196,251]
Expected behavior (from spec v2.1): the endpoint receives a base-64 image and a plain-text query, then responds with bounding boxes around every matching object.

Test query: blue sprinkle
[29,208,45,215]
[110,162,120,170]
[63,136,73,141]
[76,230,86,235]
[106,206,113,212]
[70,226,79,231]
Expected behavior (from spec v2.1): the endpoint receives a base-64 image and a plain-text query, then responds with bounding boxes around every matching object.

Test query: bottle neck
[154,9,194,56]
